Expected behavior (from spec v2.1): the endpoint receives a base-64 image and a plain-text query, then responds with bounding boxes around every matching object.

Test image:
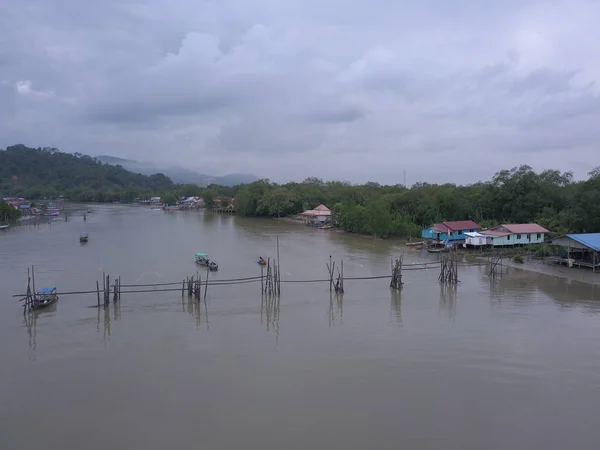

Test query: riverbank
[488,255,600,286]
[273,216,417,244]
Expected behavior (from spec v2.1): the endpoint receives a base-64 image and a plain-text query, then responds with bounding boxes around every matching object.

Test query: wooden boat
[405,241,424,248]
[0,224,9,230]
[79,232,89,242]
[257,257,267,265]
[32,287,59,310]
[195,252,219,271]
[319,224,333,229]
[427,246,449,253]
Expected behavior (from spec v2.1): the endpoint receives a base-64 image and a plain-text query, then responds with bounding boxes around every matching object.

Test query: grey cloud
[1,0,600,184]
[308,106,366,123]
[510,68,578,94]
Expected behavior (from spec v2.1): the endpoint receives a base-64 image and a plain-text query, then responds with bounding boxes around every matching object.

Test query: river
[1,205,600,450]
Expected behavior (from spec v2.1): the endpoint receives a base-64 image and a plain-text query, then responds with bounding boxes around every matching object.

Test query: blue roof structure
[38,287,56,294]
[566,233,600,252]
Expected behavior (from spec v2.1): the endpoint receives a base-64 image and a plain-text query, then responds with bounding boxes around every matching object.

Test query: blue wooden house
[421,220,482,242]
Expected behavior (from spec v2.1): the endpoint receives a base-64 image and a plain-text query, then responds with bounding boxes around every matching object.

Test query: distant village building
[481,224,548,246]
[299,204,332,224]
[550,233,600,271]
[213,198,235,208]
[421,220,482,242]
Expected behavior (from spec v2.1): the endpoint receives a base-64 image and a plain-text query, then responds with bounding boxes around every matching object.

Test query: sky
[1,0,600,185]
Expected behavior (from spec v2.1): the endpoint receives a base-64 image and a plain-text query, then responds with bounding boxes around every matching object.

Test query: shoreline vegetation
[2,144,600,240]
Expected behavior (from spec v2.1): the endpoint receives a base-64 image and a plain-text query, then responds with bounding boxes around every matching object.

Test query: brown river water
[2,205,600,450]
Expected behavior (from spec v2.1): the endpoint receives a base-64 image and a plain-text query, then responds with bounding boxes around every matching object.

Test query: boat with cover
[195,252,219,271]
[33,287,59,310]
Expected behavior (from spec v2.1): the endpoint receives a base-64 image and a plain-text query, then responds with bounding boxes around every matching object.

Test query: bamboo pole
[341,260,344,293]
[261,264,264,294]
[276,236,281,295]
[32,265,37,300]
[97,281,100,307]
[204,267,209,299]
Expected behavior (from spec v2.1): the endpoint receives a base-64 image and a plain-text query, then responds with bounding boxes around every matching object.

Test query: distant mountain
[95,155,258,187]
[0,145,174,201]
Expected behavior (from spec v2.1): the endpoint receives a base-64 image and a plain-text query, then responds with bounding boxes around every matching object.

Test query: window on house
[517,234,521,239]
[507,235,510,240]
[537,233,541,239]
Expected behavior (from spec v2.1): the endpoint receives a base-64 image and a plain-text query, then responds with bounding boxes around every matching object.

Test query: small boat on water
[79,232,89,243]
[319,224,333,230]
[195,252,219,271]
[0,224,9,230]
[426,241,454,253]
[33,287,59,310]
[427,246,450,253]
[405,241,424,248]
[257,257,267,265]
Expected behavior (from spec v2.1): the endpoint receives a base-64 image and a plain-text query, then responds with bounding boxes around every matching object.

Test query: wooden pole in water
[31,265,37,300]
[204,267,209,300]
[329,256,333,292]
[97,281,101,307]
[276,236,281,295]
[261,264,264,294]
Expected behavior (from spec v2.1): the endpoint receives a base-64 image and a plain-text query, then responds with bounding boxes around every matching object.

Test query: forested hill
[0,145,174,201]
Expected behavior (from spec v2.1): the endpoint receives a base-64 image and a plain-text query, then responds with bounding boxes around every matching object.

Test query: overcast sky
[1,0,599,184]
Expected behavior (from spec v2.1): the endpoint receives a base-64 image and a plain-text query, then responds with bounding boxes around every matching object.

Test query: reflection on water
[261,294,280,343]
[390,289,402,325]
[328,293,344,327]
[439,284,457,320]
[3,205,600,450]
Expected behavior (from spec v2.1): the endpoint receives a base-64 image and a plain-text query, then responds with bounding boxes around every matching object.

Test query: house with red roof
[481,224,549,247]
[421,220,482,242]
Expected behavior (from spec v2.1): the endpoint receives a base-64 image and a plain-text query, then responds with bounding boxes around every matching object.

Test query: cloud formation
[1,0,600,184]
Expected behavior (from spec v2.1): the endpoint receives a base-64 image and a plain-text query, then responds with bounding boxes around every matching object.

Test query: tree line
[187,166,600,239]
[2,145,599,238]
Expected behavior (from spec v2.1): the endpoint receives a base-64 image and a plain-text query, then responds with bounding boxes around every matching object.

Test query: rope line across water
[12,262,496,298]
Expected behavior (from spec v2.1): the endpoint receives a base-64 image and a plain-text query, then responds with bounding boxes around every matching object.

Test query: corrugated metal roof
[500,224,549,234]
[442,220,481,230]
[481,230,511,237]
[566,233,600,252]
[313,204,330,211]
[431,223,451,233]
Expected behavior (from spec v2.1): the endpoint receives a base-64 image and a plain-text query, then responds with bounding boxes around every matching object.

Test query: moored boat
[195,252,219,271]
[79,232,89,242]
[257,257,267,265]
[426,246,449,253]
[33,287,59,310]
[405,241,424,248]
[0,224,9,230]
